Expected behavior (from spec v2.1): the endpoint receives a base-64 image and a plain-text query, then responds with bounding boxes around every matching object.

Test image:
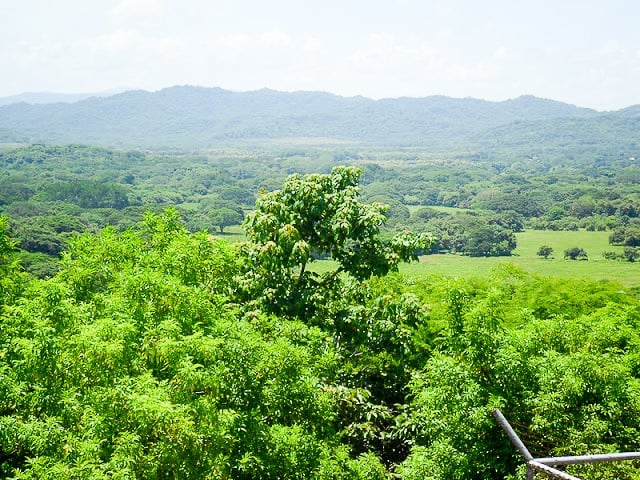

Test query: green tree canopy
[239,166,433,317]
[537,245,554,259]
[0,215,27,305]
[208,205,244,233]
[564,246,588,260]
[464,224,517,257]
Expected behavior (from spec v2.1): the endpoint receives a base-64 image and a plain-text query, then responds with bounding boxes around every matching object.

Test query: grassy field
[400,229,640,286]
[211,225,246,243]
[223,226,640,287]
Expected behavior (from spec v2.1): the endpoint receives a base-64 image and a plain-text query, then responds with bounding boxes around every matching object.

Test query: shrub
[537,245,554,259]
[564,247,588,260]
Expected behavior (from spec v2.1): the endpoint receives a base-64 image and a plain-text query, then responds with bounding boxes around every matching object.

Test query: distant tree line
[2,143,640,276]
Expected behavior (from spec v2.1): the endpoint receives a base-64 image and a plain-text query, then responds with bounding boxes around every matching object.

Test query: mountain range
[0,86,637,160]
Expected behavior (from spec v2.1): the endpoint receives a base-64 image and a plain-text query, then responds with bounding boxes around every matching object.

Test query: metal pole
[536,452,640,466]
[493,407,640,478]
[492,408,534,461]
[525,464,536,480]
[528,460,583,480]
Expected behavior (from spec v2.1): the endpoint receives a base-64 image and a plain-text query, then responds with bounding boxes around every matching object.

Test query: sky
[1,0,639,111]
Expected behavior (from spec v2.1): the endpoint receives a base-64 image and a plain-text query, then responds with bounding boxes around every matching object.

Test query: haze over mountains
[0,89,131,107]
[0,86,637,161]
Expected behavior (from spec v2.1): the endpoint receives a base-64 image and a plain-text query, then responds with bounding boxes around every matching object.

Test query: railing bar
[528,460,583,480]
[493,408,640,477]
[492,408,534,461]
[536,452,640,466]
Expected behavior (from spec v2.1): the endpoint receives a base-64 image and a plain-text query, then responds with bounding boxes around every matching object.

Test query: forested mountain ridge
[0,85,606,148]
[472,107,640,160]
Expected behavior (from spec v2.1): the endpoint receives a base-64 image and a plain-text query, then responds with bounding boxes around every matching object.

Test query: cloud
[593,41,622,57]
[8,28,179,68]
[92,30,140,52]
[83,29,179,55]
[632,49,640,73]
[303,38,322,52]
[222,34,251,49]
[261,30,290,47]
[493,46,519,62]
[110,0,163,18]
[368,32,396,49]
[351,32,438,70]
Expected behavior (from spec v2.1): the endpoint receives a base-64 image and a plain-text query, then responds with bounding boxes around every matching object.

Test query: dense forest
[2,142,640,279]
[1,87,640,478]
[2,157,640,478]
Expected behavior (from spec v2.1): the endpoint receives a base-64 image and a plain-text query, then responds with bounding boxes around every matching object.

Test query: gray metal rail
[527,460,582,480]
[492,408,640,480]
[535,452,640,466]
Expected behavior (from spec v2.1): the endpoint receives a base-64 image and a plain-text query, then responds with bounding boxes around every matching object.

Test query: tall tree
[239,166,433,318]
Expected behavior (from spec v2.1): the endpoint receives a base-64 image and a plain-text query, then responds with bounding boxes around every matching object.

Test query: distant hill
[0,89,132,107]
[0,86,606,149]
[470,106,640,166]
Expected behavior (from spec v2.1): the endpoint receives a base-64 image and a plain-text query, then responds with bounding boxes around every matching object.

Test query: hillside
[470,107,640,166]
[0,86,601,148]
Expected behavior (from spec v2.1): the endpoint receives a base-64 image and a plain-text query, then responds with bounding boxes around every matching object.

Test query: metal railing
[493,408,640,480]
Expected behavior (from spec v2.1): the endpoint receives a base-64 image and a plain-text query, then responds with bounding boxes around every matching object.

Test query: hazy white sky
[1,0,639,110]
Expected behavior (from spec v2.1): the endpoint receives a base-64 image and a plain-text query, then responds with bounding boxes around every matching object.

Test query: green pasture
[401,229,640,287]
[239,228,640,286]
[209,224,246,243]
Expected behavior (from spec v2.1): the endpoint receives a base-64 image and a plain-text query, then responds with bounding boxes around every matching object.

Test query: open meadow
[400,229,640,287]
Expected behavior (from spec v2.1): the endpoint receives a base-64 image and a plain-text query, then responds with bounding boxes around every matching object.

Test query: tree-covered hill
[472,107,640,165]
[0,86,600,148]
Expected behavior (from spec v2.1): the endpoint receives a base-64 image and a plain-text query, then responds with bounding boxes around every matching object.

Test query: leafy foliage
[206,200,244,233]
[2,161,640,479]
[537,245,554,258]
[564,246,589,260]
[0,210,375,479]
[239,166,433,318]
[395,271,640,479]
[0,215,27,305]
[610,226,640,247]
